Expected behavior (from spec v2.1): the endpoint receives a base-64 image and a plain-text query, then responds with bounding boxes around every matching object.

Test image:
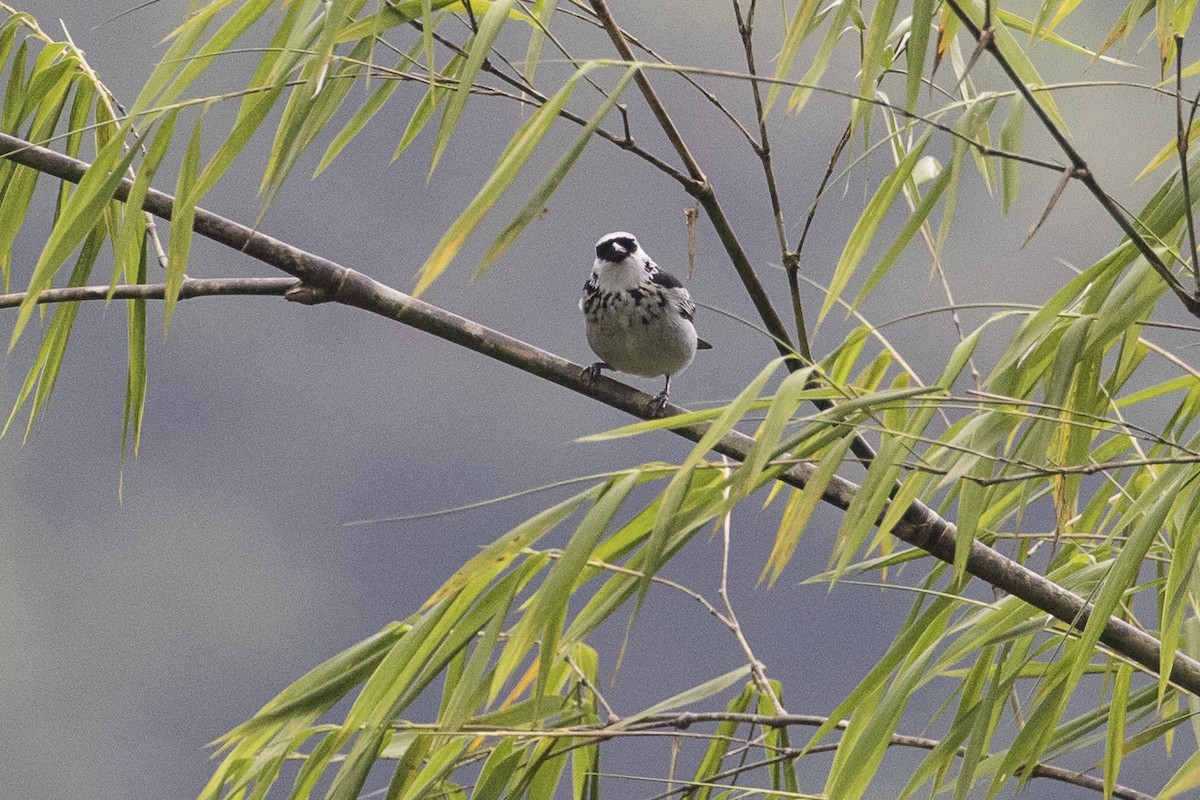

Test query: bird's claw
[582,362,607,384]
[648,390,669,416]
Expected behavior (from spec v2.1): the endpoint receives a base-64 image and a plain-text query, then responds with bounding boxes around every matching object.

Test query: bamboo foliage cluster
[6,0,1200,797]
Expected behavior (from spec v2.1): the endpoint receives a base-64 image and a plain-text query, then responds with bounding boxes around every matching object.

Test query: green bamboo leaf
[121,239,148,470]
[478,66,638,276]
[824,600,955,796]
[1104,662,1132,800]
[853,148,952,309]
[115,110,178,290]
[0,45,77,290]
[395,53,464,161]
[953,476,983,581]
[308,0,358,96]
[639,359,786,604]
[491,472,639,703]
[414,62,595,295]
[616,665,752,730]
[561,471,727,649]
[1156,0,1176,78]
[960,0,1067,129]
[818,130,932,326]
[855,0,899,128]
[258,34,374,213]
[998,8,1137,64]
[760,431,856,587]
[315,45,421,176]
[999,96,1025,212]
[333,0,519,43]
[4,223,105,440]
[134,0,274,116]
[787,0,854,116]
[164,114,204,332]
[576,399,776,442]
[0,37,28,133]
[950,649,1009,800]
[689,684,755,800]
[730,366,815,500]
[472,739,523,800]
[209,622,407,762]
[424,486,596,609]
[522,0,554,88]
[906,2,934,111]
[429,0,516,175]
[327,725,392,800]
[9,121,144,348]
[525,739,569,800]
[1159,497,1200,701]
[441,579,516,732]
[766,0,822,113]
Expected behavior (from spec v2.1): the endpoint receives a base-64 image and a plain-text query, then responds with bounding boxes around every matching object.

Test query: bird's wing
[648,268,698,321]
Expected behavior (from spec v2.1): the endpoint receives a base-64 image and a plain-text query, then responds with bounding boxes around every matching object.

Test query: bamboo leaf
[819,130,932,326]
[164,114,204,331]
[639,359,785,604]
[760,431,855,587]
[492,471,639,703]
[767,0,823,113]
[787,0,854,116]
[478,66,638,276]
[429,0,516,175]
[414,61,595,295]
[999,96,1025,212]
[615,665,752,729]
[906,1,934,111]
[9,122,144,348]
[1105,663,1132,800]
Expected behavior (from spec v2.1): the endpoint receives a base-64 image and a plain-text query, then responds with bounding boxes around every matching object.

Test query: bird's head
[595,232,641,264]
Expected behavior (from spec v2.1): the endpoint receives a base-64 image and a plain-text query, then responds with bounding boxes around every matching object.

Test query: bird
[579,231,712,413]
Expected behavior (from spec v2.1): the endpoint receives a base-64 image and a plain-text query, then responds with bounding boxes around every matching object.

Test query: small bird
[580,231,712,413]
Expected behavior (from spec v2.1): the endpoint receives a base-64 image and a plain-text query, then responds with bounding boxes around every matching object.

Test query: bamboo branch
[943,0,1200,316]
[400,711,1152,799]
[0,277,298,308]
[2,131,1199,697]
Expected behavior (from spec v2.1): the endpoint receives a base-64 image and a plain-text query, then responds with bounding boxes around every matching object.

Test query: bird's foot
[582,362,609,385]
[648,389,669,417]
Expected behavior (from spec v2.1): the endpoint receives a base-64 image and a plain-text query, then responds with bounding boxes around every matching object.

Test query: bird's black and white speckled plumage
[580,232,711,411]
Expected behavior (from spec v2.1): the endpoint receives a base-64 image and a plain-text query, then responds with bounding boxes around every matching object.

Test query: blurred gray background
[0,1,1193,797]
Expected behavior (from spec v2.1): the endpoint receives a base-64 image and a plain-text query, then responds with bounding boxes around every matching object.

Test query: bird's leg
[648,375,672,415]
[582,361,610,384]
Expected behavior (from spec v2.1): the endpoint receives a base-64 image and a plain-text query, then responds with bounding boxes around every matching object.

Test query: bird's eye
[618,237,636,251]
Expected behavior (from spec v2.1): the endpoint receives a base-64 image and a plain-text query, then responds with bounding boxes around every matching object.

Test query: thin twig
[942,0,1200,316]
[732,0,788,255]
[716,456,785,713]
[792,122,851,362]
[0,277,299,308]
[392,711,1154,800]
[407,18,689,185]
[563,0,761,148]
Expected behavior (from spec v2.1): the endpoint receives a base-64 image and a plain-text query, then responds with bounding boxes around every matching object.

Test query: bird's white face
[593,232,650,290]
[595,232,643,265]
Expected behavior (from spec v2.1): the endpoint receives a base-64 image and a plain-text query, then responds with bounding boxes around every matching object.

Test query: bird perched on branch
[580,231,712,413]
